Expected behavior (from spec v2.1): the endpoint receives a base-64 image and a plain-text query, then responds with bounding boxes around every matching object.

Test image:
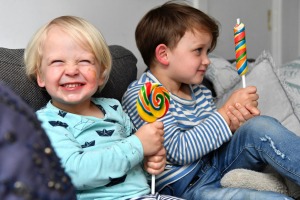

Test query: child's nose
[65,64,79,76]
[202,54,211,66]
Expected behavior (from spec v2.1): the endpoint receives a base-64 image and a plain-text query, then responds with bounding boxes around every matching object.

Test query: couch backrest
[0,45,137,111]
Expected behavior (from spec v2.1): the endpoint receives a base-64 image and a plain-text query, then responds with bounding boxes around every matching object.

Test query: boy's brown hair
[135,0,219,68]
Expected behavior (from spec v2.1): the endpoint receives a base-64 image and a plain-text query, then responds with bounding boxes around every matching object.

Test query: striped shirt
[122,71,232,192]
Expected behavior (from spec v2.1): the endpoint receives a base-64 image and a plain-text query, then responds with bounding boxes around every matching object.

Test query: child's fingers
[245,103,260,116]
[144,154,166,175]
[228,105,246,122]
[152,121,164,129]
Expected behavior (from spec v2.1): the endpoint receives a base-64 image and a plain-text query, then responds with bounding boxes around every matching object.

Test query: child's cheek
[86,67,98,80]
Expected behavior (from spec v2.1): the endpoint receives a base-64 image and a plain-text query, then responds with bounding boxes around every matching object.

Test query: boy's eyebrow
[193,42,211,48]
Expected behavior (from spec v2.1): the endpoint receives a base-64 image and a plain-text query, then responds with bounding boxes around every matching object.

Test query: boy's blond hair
[24,15,112,91]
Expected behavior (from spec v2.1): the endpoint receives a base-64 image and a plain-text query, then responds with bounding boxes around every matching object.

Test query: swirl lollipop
[136,82,170,123]
[136,82,170,194]
[234,18,248,88]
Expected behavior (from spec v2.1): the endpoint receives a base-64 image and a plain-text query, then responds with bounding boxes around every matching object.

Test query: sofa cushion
[0,45,137,111]
[206,51,300,135]
[277,58,300,122]
[206,54,240,98]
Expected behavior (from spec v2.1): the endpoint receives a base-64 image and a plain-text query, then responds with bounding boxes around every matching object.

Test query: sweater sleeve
[36,102,144,190]
[122,82,232,166]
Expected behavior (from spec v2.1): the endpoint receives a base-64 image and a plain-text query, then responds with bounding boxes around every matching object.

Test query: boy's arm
[122,84,232,166]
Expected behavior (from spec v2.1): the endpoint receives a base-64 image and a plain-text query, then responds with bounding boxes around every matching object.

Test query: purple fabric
[0,81,76,199]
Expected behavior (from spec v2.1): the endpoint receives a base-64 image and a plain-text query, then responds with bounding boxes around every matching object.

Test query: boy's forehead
[185,29,212,39]
[190,26,211,35]
[179,29,212,47]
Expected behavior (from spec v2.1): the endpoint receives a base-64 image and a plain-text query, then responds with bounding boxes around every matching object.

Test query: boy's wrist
[217,107,230,125]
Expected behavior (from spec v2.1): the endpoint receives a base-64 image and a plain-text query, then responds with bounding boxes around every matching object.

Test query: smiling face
[37,26,105,110]
[167,29,212,85]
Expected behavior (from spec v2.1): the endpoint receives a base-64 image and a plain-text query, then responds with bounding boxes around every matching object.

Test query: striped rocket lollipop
[234,18,248,88]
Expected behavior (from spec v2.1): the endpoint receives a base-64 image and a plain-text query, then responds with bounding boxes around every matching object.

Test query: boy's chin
[190,78,204,85]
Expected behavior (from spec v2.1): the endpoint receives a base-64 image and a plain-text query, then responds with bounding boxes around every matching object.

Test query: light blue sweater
[36,98,150,200]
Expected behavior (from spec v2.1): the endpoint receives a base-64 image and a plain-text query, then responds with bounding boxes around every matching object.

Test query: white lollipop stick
[242,75,246,88]
[151,175,155,194]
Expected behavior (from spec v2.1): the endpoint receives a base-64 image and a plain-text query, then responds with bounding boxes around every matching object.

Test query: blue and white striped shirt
[122,71,232,192]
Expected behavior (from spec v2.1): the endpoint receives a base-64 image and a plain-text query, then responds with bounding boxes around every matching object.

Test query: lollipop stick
[242,74,246,88]
[151,175,155,194]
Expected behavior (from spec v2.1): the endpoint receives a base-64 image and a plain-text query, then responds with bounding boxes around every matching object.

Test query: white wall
[204,0,273,61]
[281,0,299,64]
[0,0,171,77]
[1,0,298,78]
[195,0,300,67]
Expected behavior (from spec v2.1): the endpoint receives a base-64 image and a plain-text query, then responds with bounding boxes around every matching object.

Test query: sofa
[0,46,300,199]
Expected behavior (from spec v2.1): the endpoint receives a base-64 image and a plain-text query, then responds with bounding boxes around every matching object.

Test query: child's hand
[226,86,259,111]
[135,121,164,156]
[144,148,166,175]
[227,103,260,132]
[218,86,260,126]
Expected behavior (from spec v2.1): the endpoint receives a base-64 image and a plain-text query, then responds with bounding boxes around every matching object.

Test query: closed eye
[52,60,63,63]
[80,60,91,63]
[80,59,95,64]
[50,60,64,66]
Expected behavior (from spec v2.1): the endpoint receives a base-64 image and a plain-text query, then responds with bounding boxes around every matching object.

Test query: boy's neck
[150,69,192,100]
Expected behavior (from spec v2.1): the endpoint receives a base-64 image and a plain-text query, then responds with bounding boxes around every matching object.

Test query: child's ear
[98,69,107,86]
[37,73,45,87]
[155,44,169,65]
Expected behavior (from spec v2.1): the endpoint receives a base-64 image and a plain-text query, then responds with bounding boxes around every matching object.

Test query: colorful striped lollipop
[136,82,170,123]
[136,81,170,194]
[234,18,248,88]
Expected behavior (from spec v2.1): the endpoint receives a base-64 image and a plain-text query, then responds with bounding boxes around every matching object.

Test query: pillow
[206,54,240,97]
[0,45,137,111]
[277,58,300,122]
[208,51,300,136]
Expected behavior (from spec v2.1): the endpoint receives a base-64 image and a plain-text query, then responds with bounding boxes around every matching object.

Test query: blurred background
[0,0,298,77]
